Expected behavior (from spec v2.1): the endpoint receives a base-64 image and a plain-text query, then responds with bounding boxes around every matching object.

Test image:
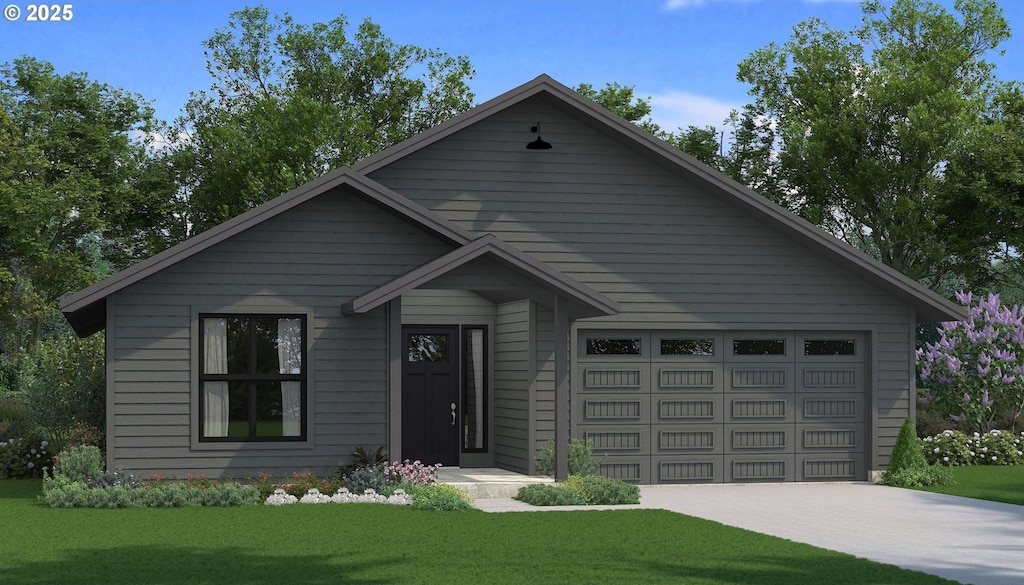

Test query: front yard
[0,479,957,585]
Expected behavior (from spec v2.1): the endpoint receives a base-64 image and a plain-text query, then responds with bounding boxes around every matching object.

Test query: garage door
[574,331,866,483]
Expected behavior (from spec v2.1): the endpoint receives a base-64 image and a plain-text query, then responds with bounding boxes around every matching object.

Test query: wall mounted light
[526,122,552,150]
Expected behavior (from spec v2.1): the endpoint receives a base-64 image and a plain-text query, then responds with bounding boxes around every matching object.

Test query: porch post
[388,298,402,462]
[554,295,570,481]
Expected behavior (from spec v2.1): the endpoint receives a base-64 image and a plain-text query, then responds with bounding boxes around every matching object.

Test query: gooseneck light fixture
[526,122,552,150]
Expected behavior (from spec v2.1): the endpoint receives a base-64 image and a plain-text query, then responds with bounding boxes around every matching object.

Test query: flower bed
[921,429,1024,466]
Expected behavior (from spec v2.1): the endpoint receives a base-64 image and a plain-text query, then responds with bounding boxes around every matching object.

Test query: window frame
[198,313,308,442]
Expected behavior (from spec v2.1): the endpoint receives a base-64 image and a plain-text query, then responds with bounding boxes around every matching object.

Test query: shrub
[922,429,1024,465]
[534,438,606,477]
[889,419,929,472]
[881,419,953,487]
[564,474,640,505]
[921,430,974,465]
[88,468,140,489]
[406,483,473,511]
[16,335,106,453]
[384,460,441,485]
[41,475,260,508]
[879,467,955,488]
[344,464,393,495]
[515,483,587,506]
[0,436,53,478]
[53,444,104,483]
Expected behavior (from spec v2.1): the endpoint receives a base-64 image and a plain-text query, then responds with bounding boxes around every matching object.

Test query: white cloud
[646,90,738,132]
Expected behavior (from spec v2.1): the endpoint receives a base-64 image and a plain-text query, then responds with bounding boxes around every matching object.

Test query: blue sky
[2,0,1023,132]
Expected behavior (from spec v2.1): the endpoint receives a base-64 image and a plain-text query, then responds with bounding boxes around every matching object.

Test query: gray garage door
[574,331,866,483]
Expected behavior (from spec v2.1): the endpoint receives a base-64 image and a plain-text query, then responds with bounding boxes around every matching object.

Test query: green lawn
[913,464,1024,505]
[0,480,956,585]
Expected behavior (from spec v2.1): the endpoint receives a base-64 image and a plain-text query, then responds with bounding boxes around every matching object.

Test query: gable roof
[61,169,476,337]
[345,234,620,320]
[354,74,965,323]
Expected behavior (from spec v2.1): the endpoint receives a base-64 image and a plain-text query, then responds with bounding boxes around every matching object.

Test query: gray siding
[401,289,495,325]
[108,189,454,477]
[493,300,532,473]
[368,97,918,472]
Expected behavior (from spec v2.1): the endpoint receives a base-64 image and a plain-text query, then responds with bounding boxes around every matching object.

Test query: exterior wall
[107,189,454,477]
[368,97,918,472]
[493,300,532,473]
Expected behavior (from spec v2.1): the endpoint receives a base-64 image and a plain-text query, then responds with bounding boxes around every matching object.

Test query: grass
[913,464,1024,505]
[0,479,957,585]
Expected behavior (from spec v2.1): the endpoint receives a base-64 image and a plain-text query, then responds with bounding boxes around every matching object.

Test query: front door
[402,326,459,466]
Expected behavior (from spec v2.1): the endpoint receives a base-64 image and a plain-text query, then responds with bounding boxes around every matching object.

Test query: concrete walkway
[474,483,1024,585]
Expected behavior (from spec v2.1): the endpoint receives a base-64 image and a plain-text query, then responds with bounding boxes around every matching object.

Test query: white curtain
[469,328,484,449]
[278,318,302,437]
[203,318,229,437]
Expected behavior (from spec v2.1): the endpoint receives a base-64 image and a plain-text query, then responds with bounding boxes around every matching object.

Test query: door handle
[450,402,457,427]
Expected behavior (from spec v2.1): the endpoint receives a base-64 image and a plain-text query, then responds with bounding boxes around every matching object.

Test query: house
[61,75,964,484]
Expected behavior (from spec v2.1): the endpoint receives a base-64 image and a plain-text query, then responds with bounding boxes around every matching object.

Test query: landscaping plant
[917,291,1024,432]
[880,419,953,488]
[921,429,1024,466]
[0,436,52,479]
[534,438,606,476]
[516,475,640,506]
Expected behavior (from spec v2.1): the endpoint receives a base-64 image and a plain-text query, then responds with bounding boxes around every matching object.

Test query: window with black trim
[462,326,487,452]
[804,339,856,356]
[586,338,642,355]
[733,339,786,355]
[661,338,715,356]
[199,314,306,441]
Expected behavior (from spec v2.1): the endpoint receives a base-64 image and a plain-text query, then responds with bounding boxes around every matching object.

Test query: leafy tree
[575,82,664,137]
[666,124,723,168]
[732,0,1013,289]
[0,57,169,349]
[172,6,475,235]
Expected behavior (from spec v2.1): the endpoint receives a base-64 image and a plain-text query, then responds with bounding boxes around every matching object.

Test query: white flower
[933,447,940,453]
[970,451,975,456]
[992,456,998,461]
[982,447,988,453]
[264,488,298,505]
[943,456,949,462]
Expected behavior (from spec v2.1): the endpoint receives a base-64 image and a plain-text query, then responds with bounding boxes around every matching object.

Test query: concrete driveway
[475,483,1024,585]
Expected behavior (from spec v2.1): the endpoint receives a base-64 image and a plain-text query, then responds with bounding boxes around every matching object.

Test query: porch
[437,467,554,498]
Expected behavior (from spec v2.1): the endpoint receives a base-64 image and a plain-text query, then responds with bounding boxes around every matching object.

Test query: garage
[574,330,867,483]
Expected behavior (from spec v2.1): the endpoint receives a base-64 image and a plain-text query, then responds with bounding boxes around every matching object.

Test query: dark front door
[402,326,459,466]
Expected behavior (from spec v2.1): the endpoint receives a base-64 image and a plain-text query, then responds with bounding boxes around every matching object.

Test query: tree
[0,57,169,349]
[665,125,723,168]
[732,0,1013,290]
[172,7,475,235]
[575,82,664,137]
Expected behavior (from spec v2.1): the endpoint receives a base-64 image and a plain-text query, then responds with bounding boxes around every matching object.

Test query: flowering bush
[921,430,974,465]
[0,437,53,478]
[264,487,414,506]
[921,429,1024,465]
[384,460,441,485]
[917,292,1024,432]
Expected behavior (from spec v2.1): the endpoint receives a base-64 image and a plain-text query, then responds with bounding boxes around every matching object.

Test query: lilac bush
[917,292,1024,432]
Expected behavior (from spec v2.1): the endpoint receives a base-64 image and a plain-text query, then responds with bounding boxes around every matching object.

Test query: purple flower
[982,391,994,407]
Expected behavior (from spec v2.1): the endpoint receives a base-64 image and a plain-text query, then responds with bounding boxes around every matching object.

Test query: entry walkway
[473,482,1024,585]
